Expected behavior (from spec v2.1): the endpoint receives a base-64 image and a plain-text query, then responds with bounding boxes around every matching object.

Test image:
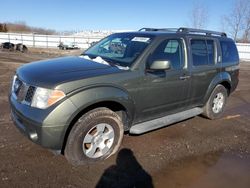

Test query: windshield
[83,33,153,67]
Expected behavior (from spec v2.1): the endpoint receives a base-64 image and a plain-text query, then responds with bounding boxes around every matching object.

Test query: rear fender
[203,72,231,104]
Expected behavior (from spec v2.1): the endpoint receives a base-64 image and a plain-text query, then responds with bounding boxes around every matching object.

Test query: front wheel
[64,108,124,165]
[202,84,228,119]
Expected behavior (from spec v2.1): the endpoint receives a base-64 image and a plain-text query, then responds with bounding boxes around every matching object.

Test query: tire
[202,84,228,120]
[64,107,124,165]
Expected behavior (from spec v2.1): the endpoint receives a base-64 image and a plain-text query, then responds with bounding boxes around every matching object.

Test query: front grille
[25,86,36,103]
[12,76,36,105]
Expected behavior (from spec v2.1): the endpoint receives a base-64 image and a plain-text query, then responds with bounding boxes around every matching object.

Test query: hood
[17,56,125,88]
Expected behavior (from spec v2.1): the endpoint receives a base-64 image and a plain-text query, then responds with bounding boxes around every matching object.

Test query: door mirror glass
[150,60,171,70]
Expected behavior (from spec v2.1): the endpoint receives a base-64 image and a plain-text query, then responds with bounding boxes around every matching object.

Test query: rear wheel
[203,84,228,119]
[64,107,124,165]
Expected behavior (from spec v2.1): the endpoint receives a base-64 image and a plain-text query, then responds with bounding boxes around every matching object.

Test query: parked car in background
[1,42,15,50]
[90,41,97,47]
[1,42,28,52]
[15,43,28,53]
[58,42,79,50]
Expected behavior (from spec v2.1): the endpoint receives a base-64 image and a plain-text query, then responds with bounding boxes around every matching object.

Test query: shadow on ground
[96,148,154,188]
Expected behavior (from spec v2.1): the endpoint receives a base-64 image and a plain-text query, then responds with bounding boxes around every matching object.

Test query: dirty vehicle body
[9,28,239,165]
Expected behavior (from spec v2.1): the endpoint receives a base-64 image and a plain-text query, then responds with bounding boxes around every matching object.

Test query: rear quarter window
[220,41,239,63]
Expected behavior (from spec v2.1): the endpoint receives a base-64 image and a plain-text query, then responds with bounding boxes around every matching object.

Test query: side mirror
[150,60,171,70]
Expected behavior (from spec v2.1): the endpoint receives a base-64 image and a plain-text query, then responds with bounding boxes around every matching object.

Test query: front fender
[203,72,232,104]
[67,86,135,126]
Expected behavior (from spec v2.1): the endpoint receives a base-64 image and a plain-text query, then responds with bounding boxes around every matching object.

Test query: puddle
[154,152,250,188]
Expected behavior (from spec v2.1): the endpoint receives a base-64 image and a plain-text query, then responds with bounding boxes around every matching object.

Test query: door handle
[179,75,191,80]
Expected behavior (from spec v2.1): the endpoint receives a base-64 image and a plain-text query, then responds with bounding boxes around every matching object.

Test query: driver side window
[150,39,184,70]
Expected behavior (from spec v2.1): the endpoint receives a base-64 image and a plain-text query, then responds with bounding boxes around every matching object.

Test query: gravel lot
[0,50,250,188]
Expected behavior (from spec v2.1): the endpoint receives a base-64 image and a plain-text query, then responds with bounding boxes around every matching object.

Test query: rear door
[188,37,220,107]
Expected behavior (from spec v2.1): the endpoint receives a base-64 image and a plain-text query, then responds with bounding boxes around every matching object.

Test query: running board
[129,107,203,134]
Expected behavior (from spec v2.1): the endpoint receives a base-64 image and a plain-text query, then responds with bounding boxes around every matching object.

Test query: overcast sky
[0,0,234,31]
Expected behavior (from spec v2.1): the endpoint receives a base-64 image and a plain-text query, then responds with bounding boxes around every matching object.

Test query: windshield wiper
[101,57,129,70]
[82,53,97,59]
[80,54,129,70]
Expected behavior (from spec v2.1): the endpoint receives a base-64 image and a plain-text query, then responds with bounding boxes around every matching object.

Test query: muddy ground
[0,49,250,188]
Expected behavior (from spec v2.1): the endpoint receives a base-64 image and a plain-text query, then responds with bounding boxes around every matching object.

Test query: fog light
[29,132,38,141]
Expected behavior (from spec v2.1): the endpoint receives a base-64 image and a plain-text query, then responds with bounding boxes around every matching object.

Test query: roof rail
[138,28,177,32]
[177,27,227,37]
[139,27,227,37]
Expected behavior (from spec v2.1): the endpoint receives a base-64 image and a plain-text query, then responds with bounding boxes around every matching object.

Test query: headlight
[31,87,65,109]
[11,75,17,92]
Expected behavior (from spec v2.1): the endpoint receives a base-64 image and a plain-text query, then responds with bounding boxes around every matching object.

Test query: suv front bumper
[9,94,77,150]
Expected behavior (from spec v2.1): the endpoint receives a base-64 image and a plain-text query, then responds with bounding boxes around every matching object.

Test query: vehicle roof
[120,31,232,40]
[117,27,233,41]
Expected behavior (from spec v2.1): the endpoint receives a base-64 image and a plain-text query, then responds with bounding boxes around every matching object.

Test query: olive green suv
[9,28,239,165]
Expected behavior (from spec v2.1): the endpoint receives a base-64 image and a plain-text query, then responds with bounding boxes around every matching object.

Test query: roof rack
[138,27,227,37]
[138,28,178,32]
[177,27,227,37]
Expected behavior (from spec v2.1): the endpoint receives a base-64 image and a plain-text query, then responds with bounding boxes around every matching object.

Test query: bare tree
[0,24,3,32]
[189,1,209,29]
[4,21,56,35]
[0,23,8,32]
[3,24,8,32]
[223,0,249,41]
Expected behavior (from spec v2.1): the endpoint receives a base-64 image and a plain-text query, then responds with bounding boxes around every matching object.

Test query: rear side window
[220,41,239,63]
[191,39,215,66]
[207,40,215,65]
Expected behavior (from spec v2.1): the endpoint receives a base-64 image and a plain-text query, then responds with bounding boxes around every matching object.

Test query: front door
[135,38,191,123]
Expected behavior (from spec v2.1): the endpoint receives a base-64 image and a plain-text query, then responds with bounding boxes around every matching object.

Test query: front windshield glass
[83,33,153,67]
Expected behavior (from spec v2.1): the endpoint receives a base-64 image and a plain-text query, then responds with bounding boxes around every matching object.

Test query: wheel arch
[61,86,135,153]
[203,72,232,105]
